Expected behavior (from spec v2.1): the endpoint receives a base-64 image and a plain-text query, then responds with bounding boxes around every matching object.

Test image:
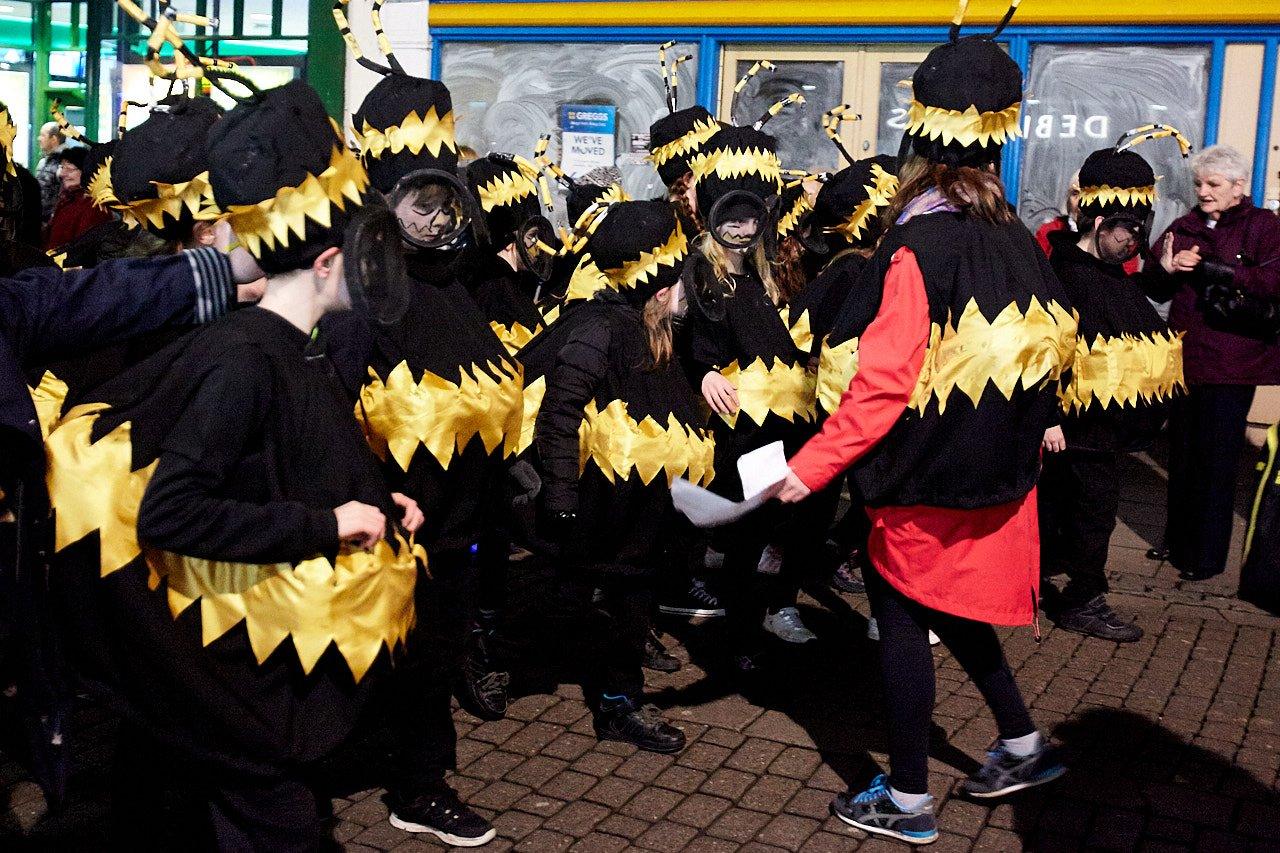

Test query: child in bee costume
[43,80,422,851]
[779,2,1076,841]
[509,199,710,752]
[321,6,520,840]
[1039,128,1189,642]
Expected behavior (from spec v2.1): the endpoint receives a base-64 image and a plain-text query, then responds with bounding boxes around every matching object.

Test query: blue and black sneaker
[960,741,1066,798]
[831,774,938,845]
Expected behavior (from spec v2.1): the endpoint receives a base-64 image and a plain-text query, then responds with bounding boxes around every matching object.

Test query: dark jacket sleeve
[534,321,612,516]
[137,346,340,563]
[681,266,734,382]
[1235,208,1280,299]
[1,247,234,370]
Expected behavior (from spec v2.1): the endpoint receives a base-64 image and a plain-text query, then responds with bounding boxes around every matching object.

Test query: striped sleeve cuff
[184,247,235,324]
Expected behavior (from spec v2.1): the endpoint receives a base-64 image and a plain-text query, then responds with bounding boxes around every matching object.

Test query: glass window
[241,0,274,36]
[278,0,309,36]
[441,41,699,208]
[731,59,844,174]
[875,61,918,157]
[1018,43,1210,237]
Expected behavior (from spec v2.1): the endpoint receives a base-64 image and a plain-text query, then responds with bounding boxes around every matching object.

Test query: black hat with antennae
[648,41,721,188]
[1077,123,1192,222]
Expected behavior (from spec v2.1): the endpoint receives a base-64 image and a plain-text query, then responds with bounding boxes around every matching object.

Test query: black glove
[1198,257,1237,290]
[506,460,542,508]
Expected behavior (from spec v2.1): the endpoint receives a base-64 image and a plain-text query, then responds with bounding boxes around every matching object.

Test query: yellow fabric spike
[29,371,70,439]
[1078,184,1157,209]
[490,320,540,356]
[780,306,813,354]
[150,534,420,683]
[777,191,813,239]
[358,359,525,471]
[817,334,861,416]
[353,107,458,161]
[206,145,369,259]
[603,219,688,290]
[541,303,561,325]
[46,405,158,578]
[827,163,900,243]
[87,156,119,209]
[565,256,611,303]
[516,374,548,456]
[115,171,215,232]
[905,99,1022,149]
[717,357,817,428]
[647,117,721,168]
[908,297,1078,415]
[1061,330,1185,413]
[690,146,783,187]
[477,165,539,212]
[578,399,716,487]
[0,105,17,177]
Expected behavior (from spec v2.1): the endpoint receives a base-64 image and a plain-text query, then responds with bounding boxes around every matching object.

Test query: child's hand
[702,371,740,414]
[1042,425,1067,453]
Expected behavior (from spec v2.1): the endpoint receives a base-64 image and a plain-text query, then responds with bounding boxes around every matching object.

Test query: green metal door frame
[306,0,345,121]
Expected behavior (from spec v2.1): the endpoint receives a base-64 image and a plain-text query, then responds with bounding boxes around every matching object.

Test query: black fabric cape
[47,307,408,776]
[787,250,870,357]
[467,252,545,349]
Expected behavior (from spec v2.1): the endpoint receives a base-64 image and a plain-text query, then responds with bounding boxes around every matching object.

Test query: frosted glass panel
[1017,44,1209,238]
[730,60,844,174]
[441,41,698,209]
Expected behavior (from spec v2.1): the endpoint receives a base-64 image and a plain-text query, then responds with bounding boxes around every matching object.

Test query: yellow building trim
[430,1,1280,28]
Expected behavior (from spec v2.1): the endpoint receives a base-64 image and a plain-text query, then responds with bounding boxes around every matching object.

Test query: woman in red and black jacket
[1144,144,1280,581]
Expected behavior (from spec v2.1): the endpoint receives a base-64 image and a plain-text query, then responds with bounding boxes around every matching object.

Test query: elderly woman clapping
[1147,144,1280,581]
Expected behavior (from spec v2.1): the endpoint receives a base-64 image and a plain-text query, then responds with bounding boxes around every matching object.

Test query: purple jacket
[1149,201,1280,385]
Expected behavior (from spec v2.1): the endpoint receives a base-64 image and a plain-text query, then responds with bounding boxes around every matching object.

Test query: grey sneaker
[960,741,1066,798]
[831,774,938,845]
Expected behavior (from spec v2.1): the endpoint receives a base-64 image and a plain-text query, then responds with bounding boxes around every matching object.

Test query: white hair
[1191,144,1250,183]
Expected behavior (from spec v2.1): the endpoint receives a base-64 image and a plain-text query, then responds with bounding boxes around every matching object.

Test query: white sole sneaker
[762,609,817,644]
[388,813,497,847]
[866,619,940,646]
[658,605,726,617]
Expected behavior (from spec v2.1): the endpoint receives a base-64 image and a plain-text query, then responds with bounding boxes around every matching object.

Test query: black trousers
[1039,449,1120,605]
[865,569,1036,795]
[1165,384,1256,578]
[386,549,477,799]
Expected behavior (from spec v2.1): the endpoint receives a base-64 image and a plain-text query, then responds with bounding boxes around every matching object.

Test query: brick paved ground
[4,443,1280,851]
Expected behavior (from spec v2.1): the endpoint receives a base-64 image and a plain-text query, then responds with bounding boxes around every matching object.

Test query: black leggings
[865,568,1036,795]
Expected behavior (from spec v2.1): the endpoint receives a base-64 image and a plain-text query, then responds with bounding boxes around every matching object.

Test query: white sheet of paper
[737,440,789,501]
[671,478,776,528]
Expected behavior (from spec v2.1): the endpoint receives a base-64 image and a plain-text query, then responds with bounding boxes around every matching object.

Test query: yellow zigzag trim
[689,146,782,187]
[779,306,813,354]
[1061,330,1185,413]
[580,399,716,488]
[46,404,419,683]
[147,535,419,683]
[354,106,458,161]
[491,320,540,356]
[115,171,214,232]
[828,163,900,243]
[817,334,861,416]
[29,371,69,440]
[909,297,1077,415]
[777,191,813,239]
[209,144,369,258]
[648,117,721,167]
[358,359,524,471]
[1079,184,1157,209]
[0,105,15,177]
[87,156,118,209]
[477,164,539,212]
[717,356,816,428]
[905,99,1022,149]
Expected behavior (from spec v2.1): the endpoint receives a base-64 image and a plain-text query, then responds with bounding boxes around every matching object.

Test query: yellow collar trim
[0,106,16,178]
[905,99,1022,149]
[689,146,782,187]
[208,144,370,258]
[827,163,900,243]
[114,170,214,232]
[354,106,458,161]
[1079,184,1156,208]
[1062,330,1185,413]
[87,156,119,209]
[647,117,720,167]
[358,359,524,471]
[490,319,540,356]
[909,297,1078,415]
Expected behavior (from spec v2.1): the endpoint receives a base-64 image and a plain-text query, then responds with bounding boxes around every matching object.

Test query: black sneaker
[456,629,510,721]
[594,697,686,753]
[832,555,866,594]
[831,774,938,845]
[658,578,725,617]
[643,630,681,673]
[387,787,496,847]
[960,741,1066,799]
[1054,595,1143,642]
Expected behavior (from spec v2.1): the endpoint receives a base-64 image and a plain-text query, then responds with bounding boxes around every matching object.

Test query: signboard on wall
[559,104,617,176]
